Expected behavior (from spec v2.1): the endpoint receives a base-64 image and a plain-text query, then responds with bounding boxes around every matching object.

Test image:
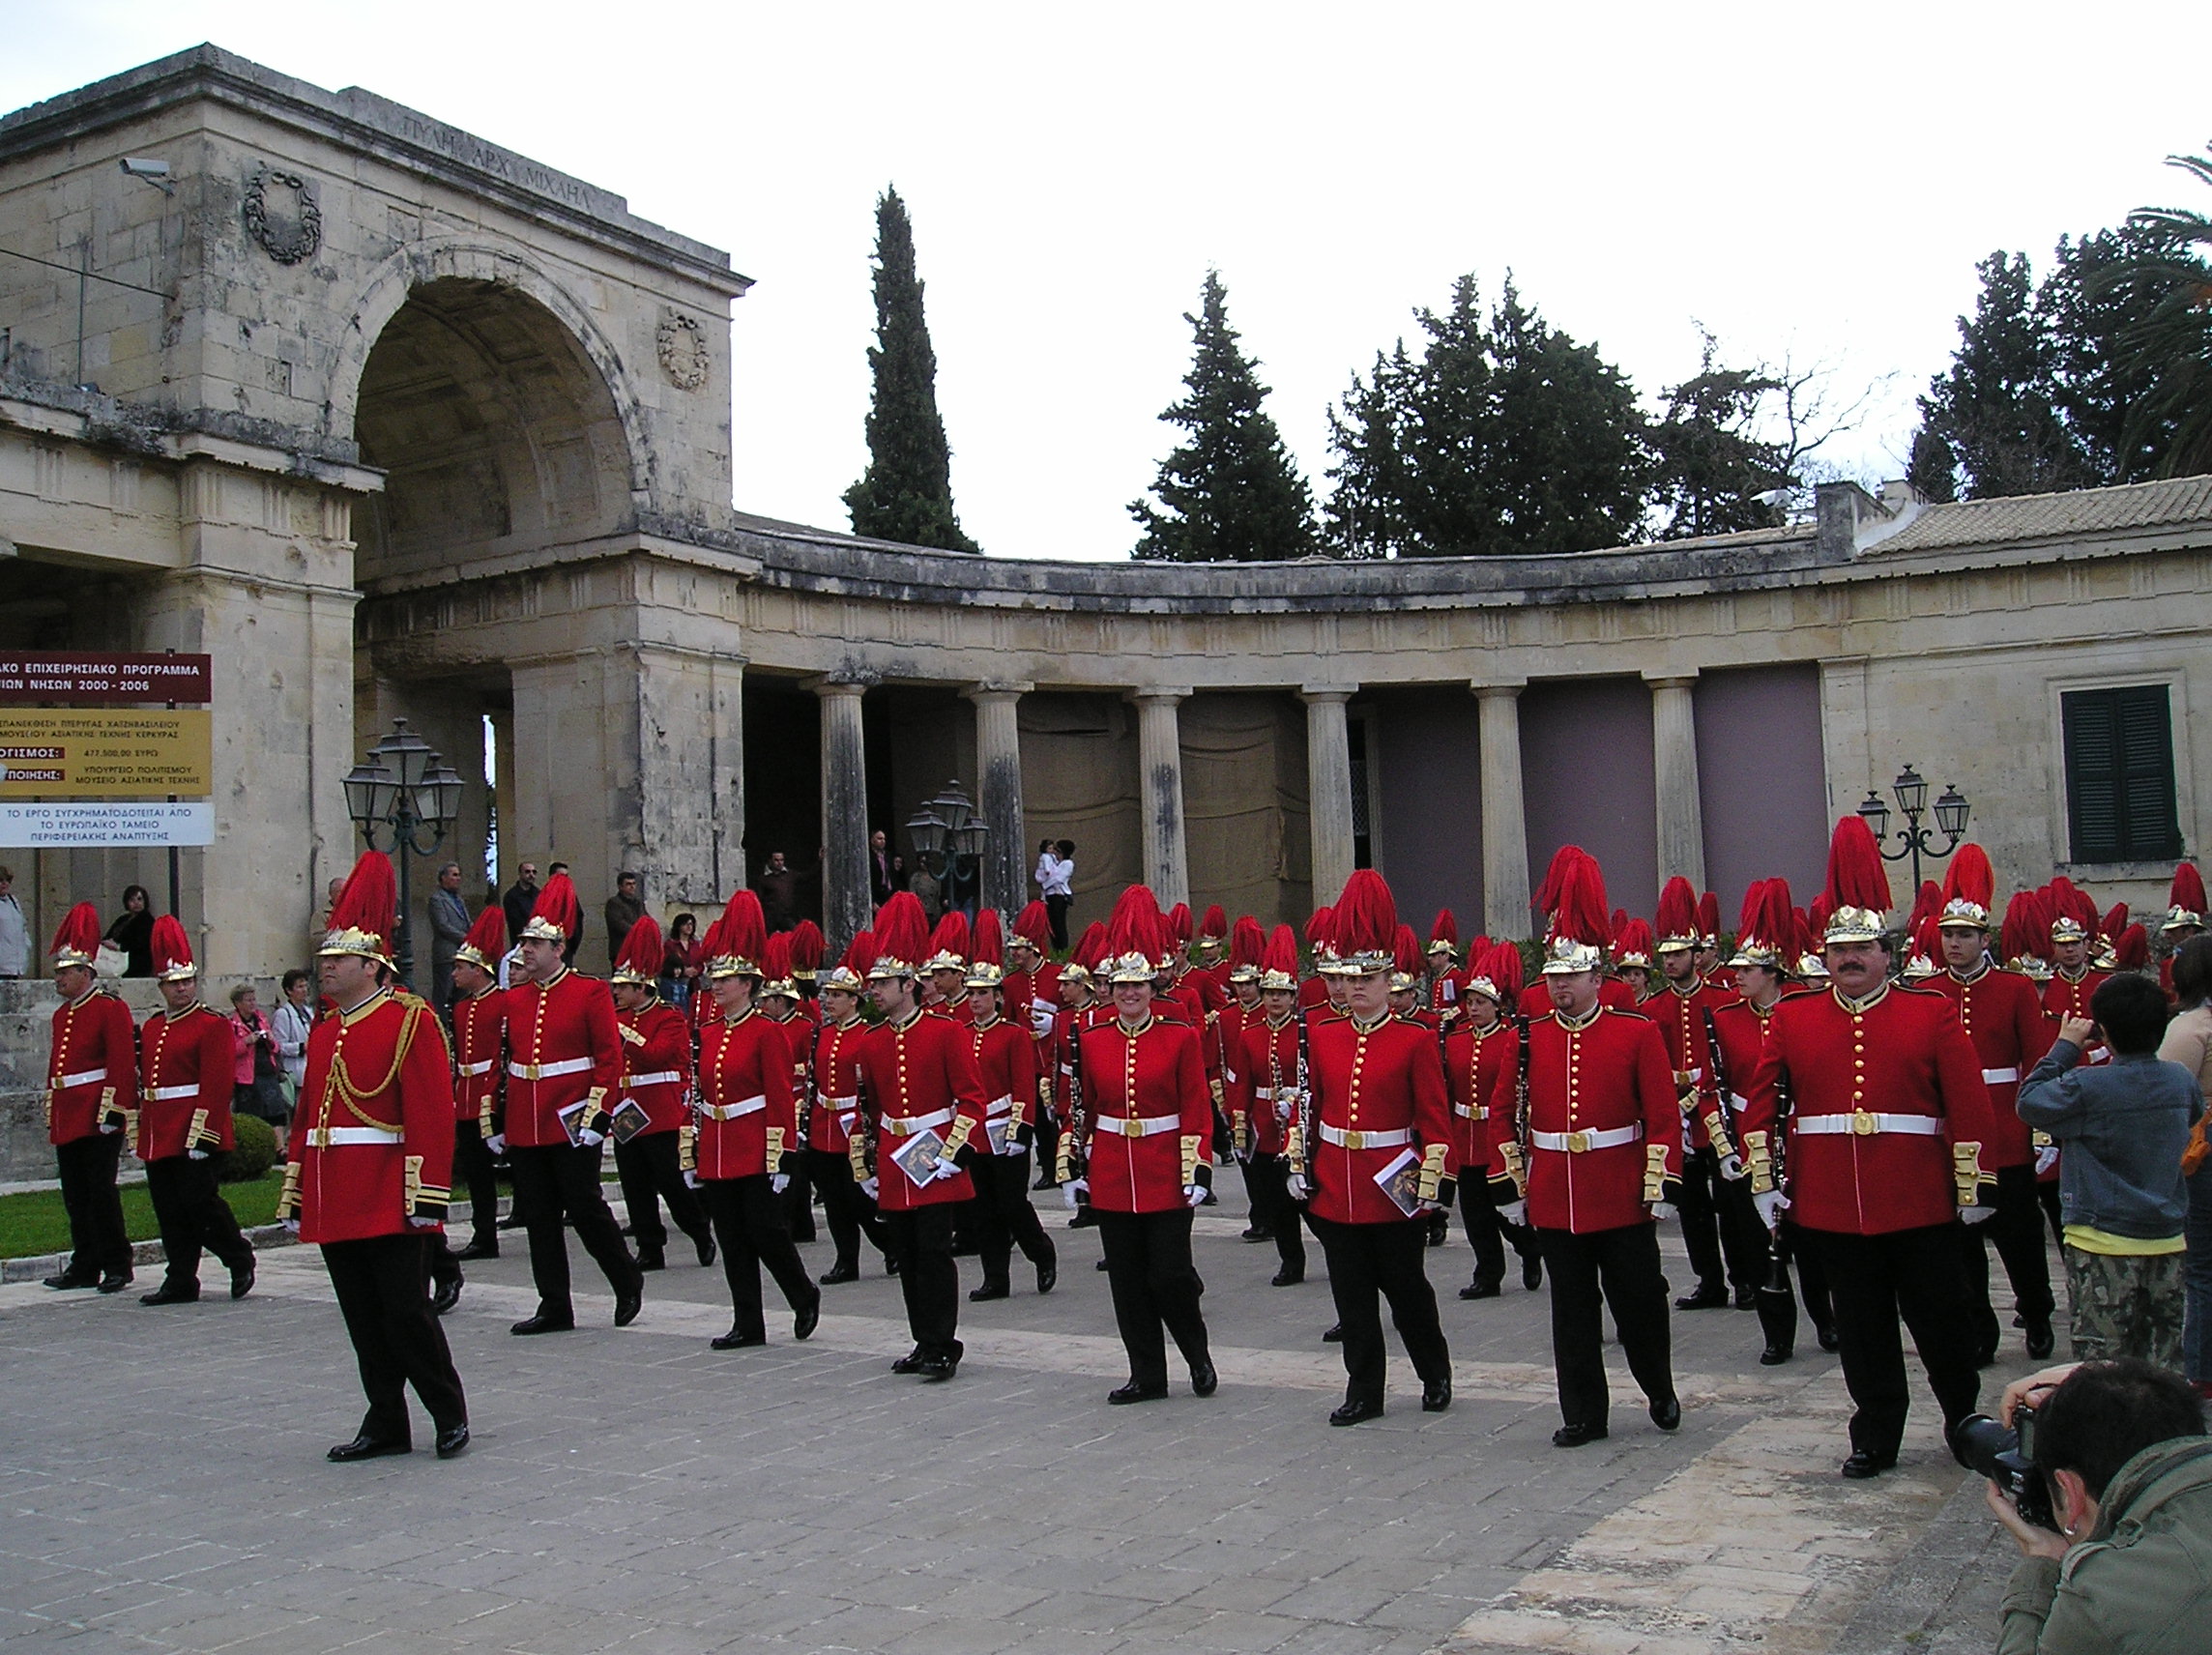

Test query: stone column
[1471,680,1531,941]
[1645,672,1706,890]
[1130,689,1192,910]
[964,682,1031,918]
[812,677,873,957]
[1301,685,1357,908]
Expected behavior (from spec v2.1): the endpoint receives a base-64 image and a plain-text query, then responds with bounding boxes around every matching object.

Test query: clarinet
[1059,1015,1093,1189]
[1293,1004,1318,1193]
[1765,1061,1795,1290]
[1703,1006,1738,1161]
[1499,1011,1532,1198]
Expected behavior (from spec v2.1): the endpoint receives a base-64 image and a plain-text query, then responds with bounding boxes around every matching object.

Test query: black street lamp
[341,719,462,987]
[1856,764,1971,893]
[906,779,989,915]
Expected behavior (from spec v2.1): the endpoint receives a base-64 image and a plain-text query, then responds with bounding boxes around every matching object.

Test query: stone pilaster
[1472,680,1530,941]
[1645,672,1705,892]
[1130,689,1192,910]
[812,676,873,957]
[963,682,1031,919]
[1301,685,1357,908]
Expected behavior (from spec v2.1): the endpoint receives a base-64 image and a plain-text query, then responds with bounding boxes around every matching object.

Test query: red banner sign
[0,653,213,705]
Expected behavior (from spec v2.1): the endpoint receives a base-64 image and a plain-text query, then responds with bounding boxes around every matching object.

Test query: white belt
[701,1093,767,1121]
[1728,1092,1750,1114]
[821,1094,859,1110]
[1093,1113,1181,1138]
[457,1059,494,1077]
[1981,1067,2019,1085]
[1795,1111,1946,1138]
[148,1084,198,1102]
[1676,1066,1703,1084]
[984,1093,1016,1118]
[1320,1123,1414,1149]
[1531,1123,1644,1152]
[509,1057,593,1081]
[628,1069,683,1088]
[305,1125,401,1147]
[1451,1102,1488,1120]
[883,1108,954,1133]
[54,1067,107,1089]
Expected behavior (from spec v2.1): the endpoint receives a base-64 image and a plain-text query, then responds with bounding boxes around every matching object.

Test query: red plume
[1428,908,1458,947]
[1261,923,1299,981]
[1393,923,1421,977]
[613,912,664,979]
[1533,843,1585,917]
[2101,903,2129,943]
[1105,885,1166,964]
[48,901,102,963]
[1614,916,1656,963]
[528,872,582,943]
[1304,906,1335,946]
[788,919,825,973]
[327,851,399,958]
[2169,863,2208,918]
[714,889,768,969]
[1165,902,1194,946]
[1548,849,1610,948]
[1481,939,1525,997]
[459,905,508,964]
[1940,844,1994,916]
[1698,890,1720,940]
[839,927,876,974]
[1072,920,1110,973]
[760,932,794,984]
[151,914,194,976]
[927,909,971,963]
[1822,816,1893,915]
[1229,915,1266,972]
[972,907,1004,968]
[1911,913,1942,965]
[2000,890,2048,964]
[1332,869,1399,961]
[1199,904,1228,942]
[2116,923,2150,969]
[871,891,929,970]
[1907,880,1942,932]
[1655,876,1699,943]
[1012,901,1052,949]
[1805,895,1832,942]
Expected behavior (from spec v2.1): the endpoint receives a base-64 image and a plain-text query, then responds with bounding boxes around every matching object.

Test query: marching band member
[811,931,892,1283]
[448,907,509,1263]
[1226,925,1309,1288]
[963,958,1058,1299]
[42,903,136,1293]
[609,914,715,1273]
[1444,942,1540,1297]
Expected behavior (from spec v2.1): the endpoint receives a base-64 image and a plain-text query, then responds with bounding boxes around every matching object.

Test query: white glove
[771,1173,791,1194]
[1183,1184,1208,1208]
[684,1170,702,1190]
[485,1133,507,1156]
[577,1127,605,1148]
[98,1118,120,1136]
[1285,1171,1311,1201]
[1715,1151,1746,1183]
[931,1155,961,1181]
[2035,1145,2059,1176]
[1647,1201,1674,1224]
[1061,1176,1090,1210]
[406,1215,440,1230]
[1960,1202,1997,1226]
[282,1216,302,1235]
[188,1148,208,1161]
[1496,1199,1528,1227]
[1753,1189,1788,1229]
[859,1176,880,1201]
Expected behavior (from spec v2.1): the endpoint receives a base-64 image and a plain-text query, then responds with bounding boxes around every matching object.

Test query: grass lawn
[0,1171,286,1260]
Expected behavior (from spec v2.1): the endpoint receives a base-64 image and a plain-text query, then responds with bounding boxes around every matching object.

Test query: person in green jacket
[1989,1358,2211,1652]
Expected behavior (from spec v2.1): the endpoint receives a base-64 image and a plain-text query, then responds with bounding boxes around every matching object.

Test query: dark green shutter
[2063,686,2180,861]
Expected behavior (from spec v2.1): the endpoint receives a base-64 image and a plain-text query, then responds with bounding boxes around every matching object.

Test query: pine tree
[1130,272,1318,562]
[1648,329,1788,538]
[1917,251,2085,499]
[844,188,979,553]
[1906,425,1959,503]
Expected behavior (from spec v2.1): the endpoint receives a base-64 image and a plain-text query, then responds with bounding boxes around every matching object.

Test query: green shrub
[225,1115,278,1182]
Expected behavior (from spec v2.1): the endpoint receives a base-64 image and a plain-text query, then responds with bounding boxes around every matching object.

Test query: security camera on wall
[119,156,174,193]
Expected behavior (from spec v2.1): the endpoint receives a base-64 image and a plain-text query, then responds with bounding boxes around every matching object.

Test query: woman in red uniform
[1444,942,1541,1298]
[810,931,890,1284]
[609,914,714,1273]
[963,962,1058,1299]
[1226,925,1309,1288]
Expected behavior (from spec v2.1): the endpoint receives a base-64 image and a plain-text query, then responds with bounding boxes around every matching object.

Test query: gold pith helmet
[452,905,509,972]
[610,912,665,988]
[963,961,1005,992]
[1819,816,1892,944]
[47,902,102,972]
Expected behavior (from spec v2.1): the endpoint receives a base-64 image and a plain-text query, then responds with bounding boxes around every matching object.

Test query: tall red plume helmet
[2047,877,2099,944]
[453,905,509,972]
[925,910,971,973]
[819,925,875,994]
[151,914,196,981]
[1655,876,1700,950]
[1199,904,1228,942]
[971,908,1005,968]
[1820,816,1893,943]
[709,889,769,978]
[1541,849,1610,974]
[1999,890,2050,974]
[1906,914,1943,976]
[1613,916,1656,969]
[522,872,581,945]
[47,901,103,971]
[1698,890,1721,944]
[1011,901,1053,951]
[869,891,930,980]
[788,919,825,977]
[1303,906,1334,945]
[1392,923,1422,981]
[1257,923,1301,991]
[1164,902,1194,947]
[2101,903,2130,943]
[319,851,399,968]
[611,912,665,987]
[1227,915,1267,981]
[1907,879,1942,933]
[1937,843,1995,929]
[760,932,796,994]
[1533,843,1585,920]
[1070,920,1110,975]
[1103,885,1169,982]
[2115,922,2150,970]
[697,913,726,967]
[1331,869,1399,973]
[1426,908,1459,960]
[2165,863,2207,932]
[1731,878,1796,970]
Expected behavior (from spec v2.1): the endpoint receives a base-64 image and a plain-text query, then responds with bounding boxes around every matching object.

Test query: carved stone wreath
[243,164,322,265]
[657,312,710,390]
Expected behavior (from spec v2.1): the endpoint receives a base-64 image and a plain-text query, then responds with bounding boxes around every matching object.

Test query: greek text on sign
[0,801,214,847]
[0,653,213,706]
[0,710,212,798]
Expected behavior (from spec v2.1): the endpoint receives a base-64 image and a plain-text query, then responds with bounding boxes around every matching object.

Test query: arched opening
[352,276,630,585]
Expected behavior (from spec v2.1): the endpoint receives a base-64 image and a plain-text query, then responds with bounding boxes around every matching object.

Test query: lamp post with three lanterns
[1855,764,1971,896]
[341,720,463,988]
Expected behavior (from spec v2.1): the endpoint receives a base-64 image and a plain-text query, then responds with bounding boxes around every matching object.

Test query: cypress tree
[1130,272,1318,562]
[844,187,979,553]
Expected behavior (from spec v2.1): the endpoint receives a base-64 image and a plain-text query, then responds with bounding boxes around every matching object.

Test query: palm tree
[2117,145,2212,479]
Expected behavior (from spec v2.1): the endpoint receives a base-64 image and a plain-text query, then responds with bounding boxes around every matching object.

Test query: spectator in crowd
[870,828,898,906]
[1987,1358,2210,1653]
[1035,838,1075,950]
[660,913,701,1009]
[756,850,804,931]
[605,871,646,972]
[273,969,314,1094]
[548,860,582,967]
[226,984,288,1128]
[501,860,541,951]
[428,861,470,1014]
[0,864,27,977]
[2158,935,2212,1399]
[103,884,155,977]
[2020,973,2202,1369]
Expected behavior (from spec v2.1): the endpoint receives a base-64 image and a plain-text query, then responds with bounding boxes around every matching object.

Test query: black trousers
[452,1118,500,1246]
[1539,1222,1674,1428]
[700,1175,817,1340]
[2037,1179,2064,1251]
[1457,1175,1537,1290]
[1033,1114,1062,1186]
[806,1147,888,1269]
[780,1151,817,1241]
[1045,893,1071,951]
[1241,1153,1306,1271]
[1677,1146,1766,1293]
[880,1205,962,1359]
[55,1133,131,1278]
[1096,1207,1210,1389]
[144,1154,251,1288]
[613,1130,711,1255]
[1962,1162,2055,1350]
[507,1143,639,1320]
[1779,1218,1834,1329]
[1311,1214,1448,1405]
[971,1147,1056,1287]
[323,1234,467,1440]
[1805,1223,1982,1460]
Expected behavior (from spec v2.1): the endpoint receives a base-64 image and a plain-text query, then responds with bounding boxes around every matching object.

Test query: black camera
[1955,1405,2057,1531]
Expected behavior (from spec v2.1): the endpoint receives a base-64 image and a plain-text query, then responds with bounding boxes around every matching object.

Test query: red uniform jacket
[451,986,505,1131]
[1705,999,1778,1131]
[616,1000,693,1137]
[1228,1012,1301,1157]
[1216,998,1258,1095]
[1741,982,1996,1235]
[1490,1007,1677,1234]
[1304,1013,1453,1226]
[1926,966,2052,1169]
[1429,968,1465,1014]
[1518,977,1640,1017]
[503,969,623,1147]
[1645,979,1733,1149]
[695,1008,796,1180]
[2043,970,2112,1061]
[1076,1015,1211,1214]
[810,1016,869,1155]
[46,987,136,1146]
[1297,975,1328,1011]
[286,989,456,1242]
[858,1009,989,1211]
[1442,1019,1513,1176]
[971,1015,1039,1148]
[137,1003,235,1160]
[766,1008,815,1132]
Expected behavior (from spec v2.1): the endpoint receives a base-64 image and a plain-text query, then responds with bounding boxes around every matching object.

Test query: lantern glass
[376,720,437,789]
[428,765,464,829]
[1856,792,1890,843]
[1934,785,1969,838]
[907,806,946,859]
[341,761,384,829]
[1892,765,1928,818]
[954,815,989,859]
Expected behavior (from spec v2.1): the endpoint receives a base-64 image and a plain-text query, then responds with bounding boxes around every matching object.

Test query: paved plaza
[0,1200,2036,1655]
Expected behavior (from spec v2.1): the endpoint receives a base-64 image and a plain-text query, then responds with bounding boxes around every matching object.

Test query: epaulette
[1602,1004,1657,1023]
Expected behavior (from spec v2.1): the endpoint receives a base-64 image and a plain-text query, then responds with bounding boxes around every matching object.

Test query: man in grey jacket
[428,861,470,1014]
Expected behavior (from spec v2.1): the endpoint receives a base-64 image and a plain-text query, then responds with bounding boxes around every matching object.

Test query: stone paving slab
[0,1200,2043,1654]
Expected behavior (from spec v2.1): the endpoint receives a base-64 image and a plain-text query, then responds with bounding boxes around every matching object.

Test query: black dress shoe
[970,1281,1010,1302]
[454,1239,499,1263]
[1108,1379,1169,1405]
[1459,1281,1500,1300]
[1973,1342,1998,1369]
[1840,1448,1896,1479]
[2025,1319,2055,1360]
[1422,1378,1452,1412]
[1553,1422,1609,1448]
[1271,1267,1303,1288]
[1032,1172,1057,1192]
[97,1271,131,1294]
[819,1262,859,1286]
[793,1295,820,1341]
[430,1277,462,1317]
[1523,1255,1544,1291]
[711,1328,765,1350]
[1816,1321,1840,1352]
[434,1423,471,1460]
[1733,1288,1758,1310]
[1674,1285,1728,1311]
[1759,1344,1792,1367]
[890,1348,924,1375]
[1095,1258,1110,1271]
[141,1281,198,1306]
[885,1255,901,1276]
[1240,1226,1271,1242]
[916,1352,959,1381]
[509,1313,574,1335]
[496,1211,525,1231]
[1067,1208,1097,1229]
[636,1249,666,1272]
[1322,1322,1343,1343]
[229,1259,255,1300]
[327,1435,411,1463]
[43,1270,97,1291]
[1190,1360,1218,1398]
[1649,1395,1681,1432]
[614,1281,643,1327]
[1329,1397,1385,1427]
[1036,1260,1057,1294]
[694,1233,717,1268]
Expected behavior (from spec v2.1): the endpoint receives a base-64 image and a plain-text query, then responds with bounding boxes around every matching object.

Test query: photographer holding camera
[1980,1359,2210,1652]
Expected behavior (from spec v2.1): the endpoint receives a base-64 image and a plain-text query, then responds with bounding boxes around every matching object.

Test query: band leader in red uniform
[608,913,716,1273]
[278,852,469,1462]
[42,903,136,1292]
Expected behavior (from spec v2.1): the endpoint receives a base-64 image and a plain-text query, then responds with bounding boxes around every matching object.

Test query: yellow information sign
[0,710,212,798]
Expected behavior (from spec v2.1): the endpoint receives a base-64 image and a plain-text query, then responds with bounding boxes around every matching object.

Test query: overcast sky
[10,2,2211,561]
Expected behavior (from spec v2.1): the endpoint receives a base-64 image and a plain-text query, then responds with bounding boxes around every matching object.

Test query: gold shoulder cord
[323,1000,420,1130]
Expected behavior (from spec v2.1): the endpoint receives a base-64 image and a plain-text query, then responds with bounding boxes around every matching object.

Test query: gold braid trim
[679,1122,698,1173]
[1642,1142,1669,1205]
[1701,1105,1737,1162]
[1179,1133,1203,1188]
[1742,1129,1774,1195]
[1417,1141,1449,1204]
[1497,1140,1528,1198]
[1952,1141,1987,1206]
[1285,1119,1307,1177]
[277,1161,301,1220]
[1231,1108,1249,1156]
[328,1000,422,1131]
[765,1125,786,1166]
